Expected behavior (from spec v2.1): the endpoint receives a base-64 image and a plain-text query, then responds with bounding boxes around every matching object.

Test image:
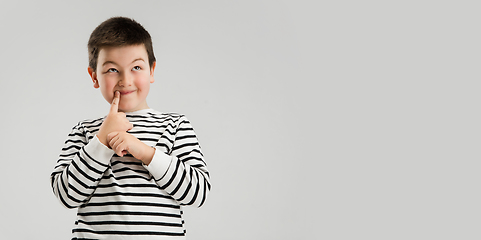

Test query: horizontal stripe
[92,191,173,200]
[77,211,181,218]
[97,182,161,189]
[72,228,184,236]
[84,201,180,209]
[112,167,149,175]
[76,219,182,227]
[101,173,152,181]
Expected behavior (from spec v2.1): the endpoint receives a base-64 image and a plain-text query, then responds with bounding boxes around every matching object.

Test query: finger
[110,134,128,157]
[117,149,124,157]
[112,140,124,157]
[108,134,121,152]
[108,134,121,150]
[109,139,119,152]
[107,132,119,142]
[110,91,120,113]
[116,142,129,157]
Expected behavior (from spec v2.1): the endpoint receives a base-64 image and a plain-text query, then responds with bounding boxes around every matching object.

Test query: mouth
[119,90,136,95]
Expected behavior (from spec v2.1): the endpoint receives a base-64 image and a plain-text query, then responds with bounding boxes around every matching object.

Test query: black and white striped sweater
[50,109,210,239]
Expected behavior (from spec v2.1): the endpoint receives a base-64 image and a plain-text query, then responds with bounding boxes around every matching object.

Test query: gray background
[0,0,479,239]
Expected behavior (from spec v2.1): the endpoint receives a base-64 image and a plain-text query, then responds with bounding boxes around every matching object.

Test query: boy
[51,17,211,239]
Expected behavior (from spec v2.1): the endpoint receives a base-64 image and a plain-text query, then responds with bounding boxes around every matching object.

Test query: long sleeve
[144,116,211,207]
[50,121,114,209]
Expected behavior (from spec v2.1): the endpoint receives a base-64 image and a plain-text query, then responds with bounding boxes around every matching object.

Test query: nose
[118,72,133,87]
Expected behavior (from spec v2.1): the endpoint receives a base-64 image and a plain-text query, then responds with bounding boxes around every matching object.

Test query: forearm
[144,145,210,207]
[156,155,211,207]
[139,144,155,166]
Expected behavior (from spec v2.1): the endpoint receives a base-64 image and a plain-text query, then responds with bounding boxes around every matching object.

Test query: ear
[88,66,100,88]
[149,62,156,84]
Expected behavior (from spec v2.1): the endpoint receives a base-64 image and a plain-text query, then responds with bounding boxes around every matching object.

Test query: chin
[119,105,135,112]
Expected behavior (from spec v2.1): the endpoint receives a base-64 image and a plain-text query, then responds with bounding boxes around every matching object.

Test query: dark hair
[87,17,156,72]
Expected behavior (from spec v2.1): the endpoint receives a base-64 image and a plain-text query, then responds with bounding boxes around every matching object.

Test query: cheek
[139,82,151,92]
[104,77,118,88]
[135,77,151,92]
[99,78,117,101]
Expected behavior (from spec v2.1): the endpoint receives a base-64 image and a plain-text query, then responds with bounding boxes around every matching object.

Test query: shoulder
[143,110,197,132]
[64,116,104,141]
[76,116,105,130]
[144,110,188,123]
[68,116,104,139]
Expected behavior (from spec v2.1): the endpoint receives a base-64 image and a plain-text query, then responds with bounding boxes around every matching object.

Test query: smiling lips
[119,90,136,95]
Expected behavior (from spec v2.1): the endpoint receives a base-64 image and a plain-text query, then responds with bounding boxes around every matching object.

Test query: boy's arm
[50,91,131,209]
[144,116,211,207]
[50,123,114,209]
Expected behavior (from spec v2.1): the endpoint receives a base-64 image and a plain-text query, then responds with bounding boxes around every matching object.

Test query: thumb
[110,91,120,113]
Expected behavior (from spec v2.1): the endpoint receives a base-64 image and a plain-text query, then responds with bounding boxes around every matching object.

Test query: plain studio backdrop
[0,0,479,239]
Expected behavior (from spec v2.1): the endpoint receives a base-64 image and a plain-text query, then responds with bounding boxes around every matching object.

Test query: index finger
[110,91,120,113]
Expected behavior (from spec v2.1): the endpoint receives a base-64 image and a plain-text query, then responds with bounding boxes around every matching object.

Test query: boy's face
[88,44,156,112]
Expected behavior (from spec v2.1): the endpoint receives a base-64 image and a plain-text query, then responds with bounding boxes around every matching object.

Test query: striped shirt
[51,109,211,239]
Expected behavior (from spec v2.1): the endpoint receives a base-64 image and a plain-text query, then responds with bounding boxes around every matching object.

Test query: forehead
[97,44,148,66]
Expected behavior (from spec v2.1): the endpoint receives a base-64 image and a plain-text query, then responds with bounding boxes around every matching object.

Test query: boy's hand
[107,131,155,165]
[97,91,134,147]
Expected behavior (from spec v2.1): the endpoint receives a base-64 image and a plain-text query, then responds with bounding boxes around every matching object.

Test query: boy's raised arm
[50,91,133,209]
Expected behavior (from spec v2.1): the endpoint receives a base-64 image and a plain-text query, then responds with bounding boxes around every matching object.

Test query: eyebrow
[102,58,146,66]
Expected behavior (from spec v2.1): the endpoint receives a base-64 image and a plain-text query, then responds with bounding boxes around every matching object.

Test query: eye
[132,66,141,71]
[106,68,118,73]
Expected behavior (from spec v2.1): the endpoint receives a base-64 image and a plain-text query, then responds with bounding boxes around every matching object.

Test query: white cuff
[83,135,115,165]
[144,148,173,180]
